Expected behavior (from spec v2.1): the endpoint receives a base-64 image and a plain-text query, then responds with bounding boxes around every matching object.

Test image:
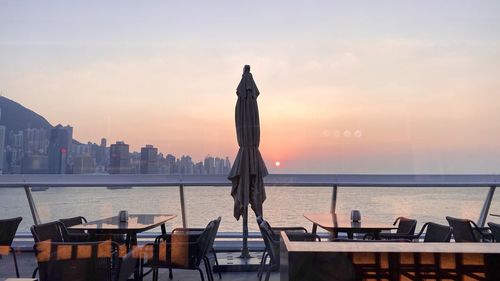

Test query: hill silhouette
[0,96,53,134]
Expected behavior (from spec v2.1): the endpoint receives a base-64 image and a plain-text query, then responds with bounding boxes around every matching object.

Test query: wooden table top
[281,232,500,254]
[69,214,176,233]
[304,213,397,232]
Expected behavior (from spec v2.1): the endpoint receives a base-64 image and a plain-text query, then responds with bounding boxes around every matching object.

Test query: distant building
[204,156,215,175]
[109,141,130,174]
[96,138,108,169]
[6,130,23,173]
[23,128,48,154]
[48,125,69,174]
[73,155,95,174]
[225,157,232,174]
[165,154,176,174]
[0,125,5,174]
[180,155,194,174]
[140,145,159,174]
[22,153,48,174]
[62,125,73,154]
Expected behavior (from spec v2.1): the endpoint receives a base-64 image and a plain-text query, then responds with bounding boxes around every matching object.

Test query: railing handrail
[1,174,500,187]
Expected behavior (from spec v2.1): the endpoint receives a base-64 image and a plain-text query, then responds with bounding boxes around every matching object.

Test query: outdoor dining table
[69,214,176,280]
[304,213,397,239]
[69,213,176,249]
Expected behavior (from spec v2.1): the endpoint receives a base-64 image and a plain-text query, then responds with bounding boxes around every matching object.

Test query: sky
[1,1,500,173]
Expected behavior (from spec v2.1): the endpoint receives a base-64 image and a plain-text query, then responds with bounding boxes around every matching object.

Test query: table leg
[130,233,141,281]
[125,234,132,251]
[312,223,318,234]
[161,223,167,236]
[347,230,353,239]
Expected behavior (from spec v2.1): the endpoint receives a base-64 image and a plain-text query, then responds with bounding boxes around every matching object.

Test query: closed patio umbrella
[228,65,268,258]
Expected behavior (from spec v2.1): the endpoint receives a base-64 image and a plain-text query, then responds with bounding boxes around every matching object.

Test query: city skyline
[2,1,500,173]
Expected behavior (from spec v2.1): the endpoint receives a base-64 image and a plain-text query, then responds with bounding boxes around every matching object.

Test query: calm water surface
[1,186,499,233]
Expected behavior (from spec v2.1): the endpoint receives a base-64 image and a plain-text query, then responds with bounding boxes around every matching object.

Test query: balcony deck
[0,251,278,281]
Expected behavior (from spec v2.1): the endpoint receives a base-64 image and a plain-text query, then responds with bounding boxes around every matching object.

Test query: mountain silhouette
[0,96,53,133]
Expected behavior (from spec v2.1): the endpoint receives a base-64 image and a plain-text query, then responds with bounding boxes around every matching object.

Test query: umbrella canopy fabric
[228,65,268,220]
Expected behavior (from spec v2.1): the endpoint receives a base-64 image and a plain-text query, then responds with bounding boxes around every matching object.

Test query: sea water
[1,186,499,233]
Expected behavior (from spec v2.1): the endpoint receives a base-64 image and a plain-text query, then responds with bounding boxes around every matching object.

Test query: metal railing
[0,174,498,231]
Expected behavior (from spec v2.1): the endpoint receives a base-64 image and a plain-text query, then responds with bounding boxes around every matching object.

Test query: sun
[275,161,281,167]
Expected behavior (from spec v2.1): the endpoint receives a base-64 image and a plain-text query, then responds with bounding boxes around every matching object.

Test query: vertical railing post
[477,186,496,227]
[179,184,187,228]
[24,185,41,225]
[331,185,338,214]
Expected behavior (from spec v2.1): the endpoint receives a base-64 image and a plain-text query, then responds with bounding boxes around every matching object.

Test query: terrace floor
[0,251,279,281]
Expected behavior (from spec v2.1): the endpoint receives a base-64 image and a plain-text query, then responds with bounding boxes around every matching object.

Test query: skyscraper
[109,141,130,174]
[204,155,215,175]
[48,125,69,174]
[140,145,159,174]
[0,125,5,174]
[96,138,107,168]
[0,107,4,174]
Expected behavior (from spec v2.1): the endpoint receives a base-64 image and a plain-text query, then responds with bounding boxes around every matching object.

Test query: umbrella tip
[244,65,251,73]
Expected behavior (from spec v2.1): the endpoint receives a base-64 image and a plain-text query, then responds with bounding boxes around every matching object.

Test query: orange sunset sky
[1,1,500,173]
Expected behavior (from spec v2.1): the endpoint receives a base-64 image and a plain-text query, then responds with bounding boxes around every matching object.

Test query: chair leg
[257,250,267,278]
[32,267,38,278]
[265,266,272,281]
[197,267,206,281]
[212,249,222,279]
[258,254,268,281]
[11,247,20,278]
[204,257,214,281]
[169,267,173,279]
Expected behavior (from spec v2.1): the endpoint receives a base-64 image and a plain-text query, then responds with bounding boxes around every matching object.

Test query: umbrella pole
[239,205,251,258]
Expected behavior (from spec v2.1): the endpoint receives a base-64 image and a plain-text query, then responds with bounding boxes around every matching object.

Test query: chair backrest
[59,216,87,234]
[395,217,417,235]
[422,222,452,242]
[487,222,500,242]
[207,217,221,252]
[31,221,68,243]
[198,220,216,258]
[256,216,264,226]
[446,216,478,242]
[35,241,115,281]
[259,220,279,265]
[0,216,22,246]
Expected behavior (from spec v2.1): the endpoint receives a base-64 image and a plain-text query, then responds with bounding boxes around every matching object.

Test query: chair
[255,216,319,280]
[256,216,319,241]
[31,220,94,278]
[376,217,417,240]
[446,216,492,242]
[59,216,90,241]
[34,240,136,281]
[0,217,23,277]
[259,220,280,281]
[143,218,218,281]
[413,222,452,242]
[59,216,125,243]
[487,222,500,242]
[31,221,70,243]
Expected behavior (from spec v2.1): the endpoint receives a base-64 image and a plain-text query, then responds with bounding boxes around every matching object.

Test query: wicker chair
[487,222,500,242]
[142,218,218,281]
[446,216,492,242]
[376,217,417,240]
[256,216,320,280]
[34,240,136,281]
[413,222,452,242]
[0,217,23,277]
